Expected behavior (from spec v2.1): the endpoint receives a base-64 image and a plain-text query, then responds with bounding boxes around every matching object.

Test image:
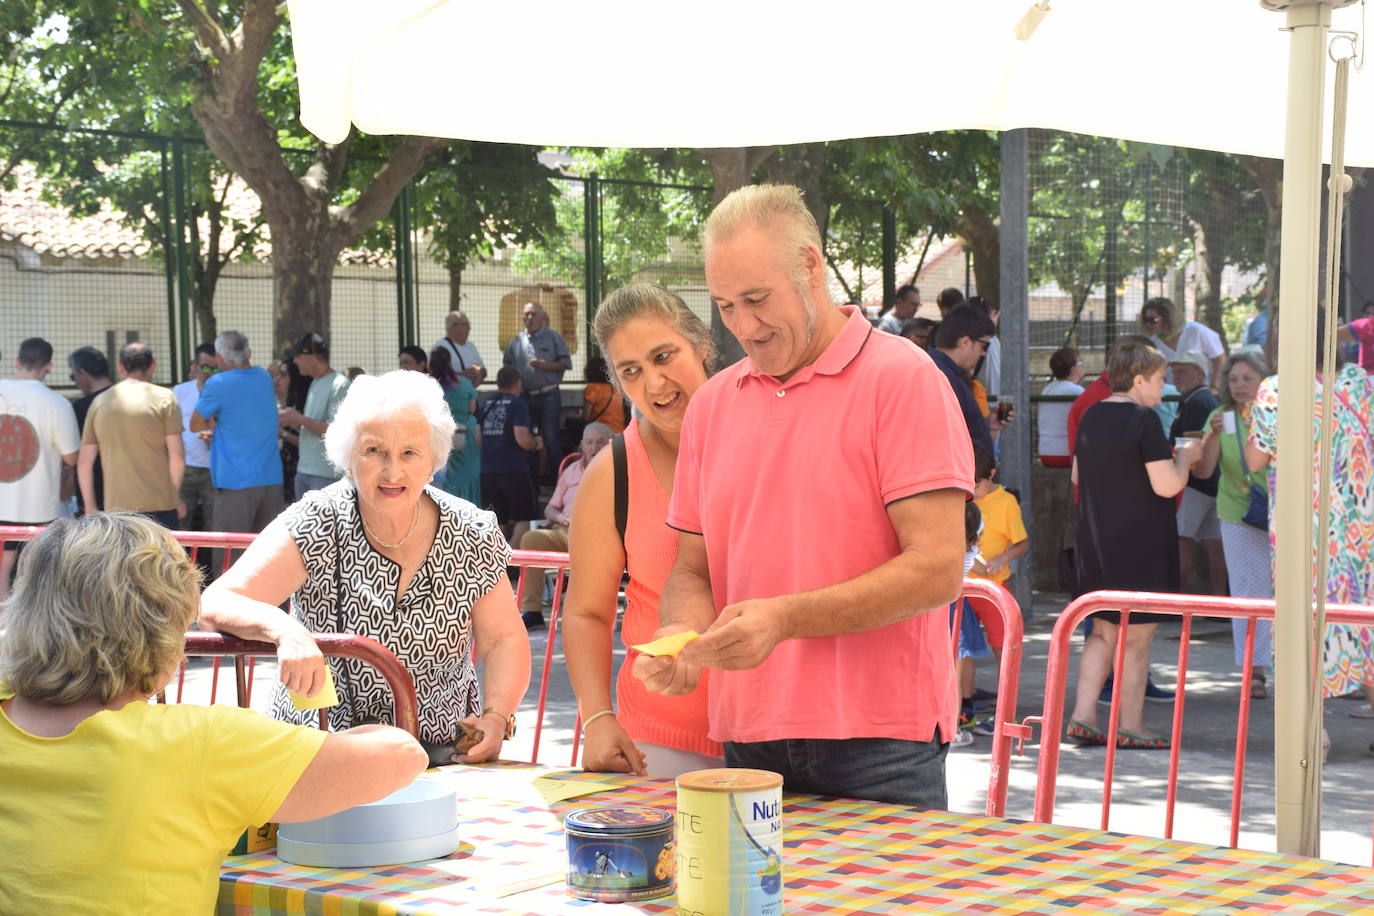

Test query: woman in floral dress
[1247,336,1374,701]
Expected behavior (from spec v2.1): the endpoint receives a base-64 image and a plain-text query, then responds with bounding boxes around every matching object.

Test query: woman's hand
[581,715,647,776]
[452,712,506,763]
[1208,412,1225,434]
[275,620,327,697]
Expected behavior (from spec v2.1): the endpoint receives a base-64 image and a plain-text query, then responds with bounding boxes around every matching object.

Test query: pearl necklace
[361,501,421,549]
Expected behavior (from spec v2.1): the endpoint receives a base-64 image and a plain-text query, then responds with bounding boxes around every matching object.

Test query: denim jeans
[724,735,949,808]
[293,471,338,502]
[523,388,564,476]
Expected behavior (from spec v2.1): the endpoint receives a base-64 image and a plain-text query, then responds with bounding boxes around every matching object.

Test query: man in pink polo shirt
[634,185,974,807]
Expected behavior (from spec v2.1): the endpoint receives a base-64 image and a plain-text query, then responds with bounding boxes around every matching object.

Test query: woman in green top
[1195,348,1271,698]
[428,346,482,505]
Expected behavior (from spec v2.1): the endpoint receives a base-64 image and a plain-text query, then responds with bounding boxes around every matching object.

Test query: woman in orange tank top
[563,284,724,777]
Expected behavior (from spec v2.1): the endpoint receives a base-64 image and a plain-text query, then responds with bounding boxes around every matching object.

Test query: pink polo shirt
[667,306,973,745]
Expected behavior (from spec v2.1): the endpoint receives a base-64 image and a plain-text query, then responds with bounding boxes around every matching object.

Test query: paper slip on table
[218,761,1374,915]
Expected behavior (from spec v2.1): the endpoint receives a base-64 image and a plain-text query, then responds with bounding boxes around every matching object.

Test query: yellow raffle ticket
[289,666,339,711]
[631,630,701,658]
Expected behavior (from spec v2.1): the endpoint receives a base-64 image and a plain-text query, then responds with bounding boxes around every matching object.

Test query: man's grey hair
[583,422,614,441]
[214,330,251,368]
[324,369,456,476]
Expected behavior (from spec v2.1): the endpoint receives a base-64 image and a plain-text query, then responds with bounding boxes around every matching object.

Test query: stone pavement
[181,589,1374,867]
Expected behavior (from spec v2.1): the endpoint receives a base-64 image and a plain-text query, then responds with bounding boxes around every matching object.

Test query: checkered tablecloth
[218,762,1374,915]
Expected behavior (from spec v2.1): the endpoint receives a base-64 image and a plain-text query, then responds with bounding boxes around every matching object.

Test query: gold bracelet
[582,709,616,731]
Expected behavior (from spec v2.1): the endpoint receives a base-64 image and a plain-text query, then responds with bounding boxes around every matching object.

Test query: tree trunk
[192,259,219,345]
[271,228,339,355]
[956,204,1000,307]
[700,146,777,368]
[176,0,443,360]
[1240,156,1283,313]
[448,262,464,311]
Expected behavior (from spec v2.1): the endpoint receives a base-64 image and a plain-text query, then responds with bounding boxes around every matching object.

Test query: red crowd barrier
[509,547,573,766]
[182,632,420,737]
[952,578,1025,818]
[1029,590,1374,859]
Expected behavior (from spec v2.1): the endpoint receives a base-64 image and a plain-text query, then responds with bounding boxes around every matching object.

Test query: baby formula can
[675,768,783,916]
[564,806,675,902]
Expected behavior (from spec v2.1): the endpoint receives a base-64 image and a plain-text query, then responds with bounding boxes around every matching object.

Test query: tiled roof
[0,164,392,267]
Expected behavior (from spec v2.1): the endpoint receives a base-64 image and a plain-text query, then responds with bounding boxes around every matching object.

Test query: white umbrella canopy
[289,0,1372,161]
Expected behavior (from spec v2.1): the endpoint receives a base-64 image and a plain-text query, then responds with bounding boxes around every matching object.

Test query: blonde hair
[0,514,201,704]
[703,184,822,293]
[324,369,456,475]
[592,284,716,394]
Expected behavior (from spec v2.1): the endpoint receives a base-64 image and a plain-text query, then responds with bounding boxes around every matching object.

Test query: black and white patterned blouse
[268,479,511,745]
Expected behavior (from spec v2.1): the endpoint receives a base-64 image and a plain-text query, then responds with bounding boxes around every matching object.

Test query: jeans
[523,388,564,477]
[293,471,338,502]
[724,735,949,808]
[179,465,216,530]
[143,509,180,529]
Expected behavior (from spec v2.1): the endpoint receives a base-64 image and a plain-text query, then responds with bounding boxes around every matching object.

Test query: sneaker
[970,687,998,709]
[1350,703,1374,719]
[1145,679,1176,704]
[951,728,975,747]
[968,717,996,737]
[522,611,546,631]
[1098,676,1175,705]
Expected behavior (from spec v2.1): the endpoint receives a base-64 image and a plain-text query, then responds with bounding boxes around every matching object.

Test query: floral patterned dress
[1249,363,1374,697]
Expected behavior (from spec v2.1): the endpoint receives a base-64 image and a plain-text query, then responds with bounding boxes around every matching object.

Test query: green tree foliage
[510,148,713,294]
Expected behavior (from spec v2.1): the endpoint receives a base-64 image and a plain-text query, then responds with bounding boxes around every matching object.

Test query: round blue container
[564,806,675,902]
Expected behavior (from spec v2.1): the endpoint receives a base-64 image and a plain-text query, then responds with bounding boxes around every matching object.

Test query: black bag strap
[611,433,628,545]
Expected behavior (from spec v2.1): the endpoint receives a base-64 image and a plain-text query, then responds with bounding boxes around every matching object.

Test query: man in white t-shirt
[173,344,218,531]
[0,338,81,599]
[434,311,487,385]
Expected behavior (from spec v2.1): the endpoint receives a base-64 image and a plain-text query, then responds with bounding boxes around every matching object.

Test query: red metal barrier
[1030,590,1374,853]
[509,547,573,766]
[183,632,420,737]
[952,578,1025,818]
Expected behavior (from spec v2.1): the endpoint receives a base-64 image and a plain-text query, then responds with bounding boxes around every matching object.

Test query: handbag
[1234,416,1269,530]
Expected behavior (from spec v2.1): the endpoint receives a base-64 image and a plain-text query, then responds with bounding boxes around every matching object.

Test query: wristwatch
[482,706,517,740]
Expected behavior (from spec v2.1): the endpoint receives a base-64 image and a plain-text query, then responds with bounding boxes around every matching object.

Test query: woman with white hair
[200,370,531,765]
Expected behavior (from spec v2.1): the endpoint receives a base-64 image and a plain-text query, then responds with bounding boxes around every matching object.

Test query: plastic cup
[1222,411,1237,434]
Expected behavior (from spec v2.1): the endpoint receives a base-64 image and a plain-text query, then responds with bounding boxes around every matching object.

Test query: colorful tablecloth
[218,762,1374,915]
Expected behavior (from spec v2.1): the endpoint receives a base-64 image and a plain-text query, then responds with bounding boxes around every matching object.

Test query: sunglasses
[1142,315,1162,325]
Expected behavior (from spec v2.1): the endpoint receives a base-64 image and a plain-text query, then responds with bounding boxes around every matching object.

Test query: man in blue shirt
[503,302,571,480]
[929,306,1013,456]
[190,330,284,534]
[479,367,544,545]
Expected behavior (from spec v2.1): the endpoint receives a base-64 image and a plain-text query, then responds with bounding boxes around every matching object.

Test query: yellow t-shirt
[0,696,326,915]
[972,484,1028,583]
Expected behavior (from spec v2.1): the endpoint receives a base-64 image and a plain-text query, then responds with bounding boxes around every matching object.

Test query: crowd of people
[4,181,1374,908]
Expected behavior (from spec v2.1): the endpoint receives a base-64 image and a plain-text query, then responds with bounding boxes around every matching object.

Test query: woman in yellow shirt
[0,514,427,915]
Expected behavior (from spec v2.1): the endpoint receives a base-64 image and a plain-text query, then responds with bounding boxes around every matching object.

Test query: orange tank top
[615,419,720,757]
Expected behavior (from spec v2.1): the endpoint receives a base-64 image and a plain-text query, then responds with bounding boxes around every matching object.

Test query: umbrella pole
[1269,0,1336,859]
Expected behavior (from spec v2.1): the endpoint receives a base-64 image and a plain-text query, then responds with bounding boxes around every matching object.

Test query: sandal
[1249,671,1268,700]
[1067,719,1108,746]
[1116,728,1170,750]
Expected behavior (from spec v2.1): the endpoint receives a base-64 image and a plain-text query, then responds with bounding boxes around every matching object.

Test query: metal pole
[882,205,896,309]
[157,141,179,377]
[584,173,602,336]
[1268,0,1334,858]
[999,129,1032,615]
[394,194,408,346]
[170,137,193,383]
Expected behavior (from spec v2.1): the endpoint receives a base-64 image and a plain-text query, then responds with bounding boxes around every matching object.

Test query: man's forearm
[658,562,718,632]
[775,549,962,641]
[301,417,329,437]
